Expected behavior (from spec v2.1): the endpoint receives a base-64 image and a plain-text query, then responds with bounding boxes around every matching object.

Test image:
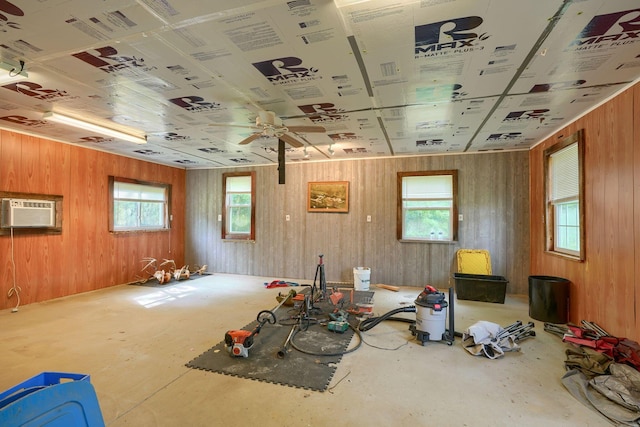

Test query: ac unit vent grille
[1,198,56,228]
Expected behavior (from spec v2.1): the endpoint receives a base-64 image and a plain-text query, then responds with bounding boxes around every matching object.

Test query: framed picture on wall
[307,181,349,213]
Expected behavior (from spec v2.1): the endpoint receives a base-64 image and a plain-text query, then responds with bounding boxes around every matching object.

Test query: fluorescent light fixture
[42,112,146,144]
[328,144,335,155]
[334,0,372,7]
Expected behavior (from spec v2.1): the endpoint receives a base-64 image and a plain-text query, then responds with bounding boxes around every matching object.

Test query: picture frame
[307,181,349,213]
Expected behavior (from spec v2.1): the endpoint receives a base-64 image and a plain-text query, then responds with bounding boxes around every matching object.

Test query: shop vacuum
[359,285,456,345]
[409,285,455,345]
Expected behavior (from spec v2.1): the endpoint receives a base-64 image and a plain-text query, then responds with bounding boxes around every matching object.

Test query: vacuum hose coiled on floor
[357,306,416,332]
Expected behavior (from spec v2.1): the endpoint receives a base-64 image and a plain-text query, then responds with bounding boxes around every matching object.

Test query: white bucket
[353,267,371,291]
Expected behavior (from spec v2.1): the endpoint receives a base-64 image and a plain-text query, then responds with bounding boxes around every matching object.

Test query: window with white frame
[222,172,255,240]
[545,130,584,259]
[397,170,458,242]
[109,177,170,232]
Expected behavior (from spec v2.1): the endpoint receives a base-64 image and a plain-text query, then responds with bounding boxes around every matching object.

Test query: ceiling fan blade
[238,133,262,145]
[287,125,326,133]
[208,123,258,130]
[279,133,304,148]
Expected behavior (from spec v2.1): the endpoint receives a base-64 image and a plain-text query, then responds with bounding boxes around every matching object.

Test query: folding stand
[312,254,327,300]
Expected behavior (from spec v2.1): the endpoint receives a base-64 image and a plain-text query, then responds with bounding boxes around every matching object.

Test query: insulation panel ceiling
[0,0,638,168]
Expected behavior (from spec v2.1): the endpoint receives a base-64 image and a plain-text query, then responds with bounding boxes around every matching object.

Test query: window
[222,172,255,240]
[544,130,584,259]
[109,177,170,232]
[397,170,458,242]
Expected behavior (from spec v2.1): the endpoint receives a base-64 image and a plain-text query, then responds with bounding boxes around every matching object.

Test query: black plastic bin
[453,273,508,304]
[528,276,570,323]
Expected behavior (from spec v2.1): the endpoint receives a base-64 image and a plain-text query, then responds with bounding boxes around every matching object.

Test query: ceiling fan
[235,111,326,147]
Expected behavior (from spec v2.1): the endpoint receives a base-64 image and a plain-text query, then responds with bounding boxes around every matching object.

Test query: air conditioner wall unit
[1,198,56,228]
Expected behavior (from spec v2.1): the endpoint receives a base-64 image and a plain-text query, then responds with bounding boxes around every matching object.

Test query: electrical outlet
[285,214,290,221]
[217,214,222,222]
[459,214,463,221]
[366,215,371,222]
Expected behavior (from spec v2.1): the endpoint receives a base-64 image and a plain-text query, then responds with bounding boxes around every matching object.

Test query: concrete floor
[0,273,609,426]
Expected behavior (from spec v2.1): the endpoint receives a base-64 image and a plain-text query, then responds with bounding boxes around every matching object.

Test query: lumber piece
[374,284,400,292]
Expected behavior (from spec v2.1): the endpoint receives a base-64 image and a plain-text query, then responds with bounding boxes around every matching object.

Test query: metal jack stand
[278,255,328,358]
[312,254,327,301]
[277,290,317,358]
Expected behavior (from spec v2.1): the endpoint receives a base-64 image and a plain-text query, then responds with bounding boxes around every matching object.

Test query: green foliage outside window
[229,206,251,233]
[404,209,451,240]
[140,202,164,227]
[111,178,169,231]
[403,199,452,240]
[223,172,255,240]
[114,200,165,229]
[555,201,580,252]
[398,171,458,242]
[227,193,251,234]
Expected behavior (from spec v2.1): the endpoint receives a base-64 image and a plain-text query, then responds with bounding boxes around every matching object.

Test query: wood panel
[0,129,186,310]
[530,82,639,341]
[0,130,20,191]
[186,150,531,294]
[635,83,640,338]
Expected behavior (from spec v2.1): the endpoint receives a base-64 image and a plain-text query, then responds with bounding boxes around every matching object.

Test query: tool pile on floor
[189,255,461,390]
[189,254,539,390]
[224,255,379,361]
[187,285,373,391]
[543,320,640,425]
[187,255,379,391]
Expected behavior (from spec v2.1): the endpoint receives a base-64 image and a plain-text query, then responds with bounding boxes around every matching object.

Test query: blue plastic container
[0,372,105,427]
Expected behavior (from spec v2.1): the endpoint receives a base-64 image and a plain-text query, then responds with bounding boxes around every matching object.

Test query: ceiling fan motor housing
[257,111,287,137]
[256,111,282,127]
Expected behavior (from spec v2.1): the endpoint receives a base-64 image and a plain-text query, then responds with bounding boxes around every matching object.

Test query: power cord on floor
[7,227,22,312]
[359,335,409,351]
[327,370,351,394]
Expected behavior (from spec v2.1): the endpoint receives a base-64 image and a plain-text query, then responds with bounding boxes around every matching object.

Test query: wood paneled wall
[186,151,530,294]
[530,82,640,341]
[0,130,186,310]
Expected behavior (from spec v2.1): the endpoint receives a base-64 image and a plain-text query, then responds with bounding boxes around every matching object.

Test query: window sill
[399,239,457,244]
[111,228,170,234]
[544,250,584,262]
[223,239,255,243]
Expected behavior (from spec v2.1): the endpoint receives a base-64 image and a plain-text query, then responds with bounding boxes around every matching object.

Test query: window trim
[543,129,585,260]
[108,176,171,233]
[397,170,458,242]
[222,171,256,241]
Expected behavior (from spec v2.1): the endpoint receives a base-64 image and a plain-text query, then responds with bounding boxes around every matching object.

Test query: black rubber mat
[186,290,374,392]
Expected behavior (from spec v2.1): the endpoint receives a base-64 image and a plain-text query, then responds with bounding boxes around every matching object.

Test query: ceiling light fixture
[328,145,335,155]
[42,112,147,144]
[303,147,310,158]
[334,0,372,7]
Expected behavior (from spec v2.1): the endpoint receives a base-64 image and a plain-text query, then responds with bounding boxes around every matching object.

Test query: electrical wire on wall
[8,60,26,77]
[7,227,22,312]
